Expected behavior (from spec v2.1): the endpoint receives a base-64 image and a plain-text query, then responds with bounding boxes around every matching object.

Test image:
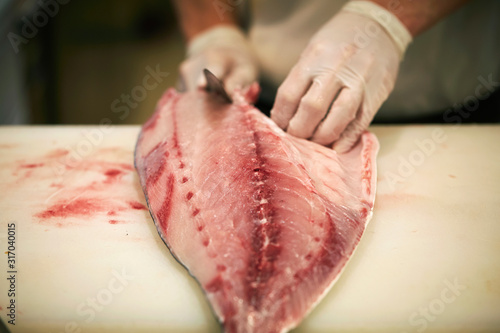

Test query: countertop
[0,125,499,332]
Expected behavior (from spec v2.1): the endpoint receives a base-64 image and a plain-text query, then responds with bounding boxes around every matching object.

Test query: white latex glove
[179,25,258,95]
[270,1,412,153]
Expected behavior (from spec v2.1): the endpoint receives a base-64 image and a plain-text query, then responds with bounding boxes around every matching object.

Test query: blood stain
[35,198,106,219]
[109,220,119,224]
[20,163,44,168]
[128,201,147,210]
[103,168,127,184]
[105,169,123,177]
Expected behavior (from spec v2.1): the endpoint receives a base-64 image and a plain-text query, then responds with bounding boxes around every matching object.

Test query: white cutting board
[0,125,499,333]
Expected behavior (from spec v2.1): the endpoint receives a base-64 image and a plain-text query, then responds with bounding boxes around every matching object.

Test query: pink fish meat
[134,88,378,333]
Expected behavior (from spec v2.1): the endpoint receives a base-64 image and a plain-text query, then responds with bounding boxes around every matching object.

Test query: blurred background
[1,0,499,125]
[1,0,183,125]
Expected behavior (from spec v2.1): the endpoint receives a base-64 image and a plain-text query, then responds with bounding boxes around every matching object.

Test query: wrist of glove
[179,25,258,94]
[270,1,412,153]
[342,0,412,59]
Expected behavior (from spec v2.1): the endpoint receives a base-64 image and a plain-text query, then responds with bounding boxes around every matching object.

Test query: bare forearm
[369,0,471,36]
[172,0,239,42]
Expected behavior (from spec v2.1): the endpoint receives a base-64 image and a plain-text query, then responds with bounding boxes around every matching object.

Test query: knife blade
[203,68,233,104]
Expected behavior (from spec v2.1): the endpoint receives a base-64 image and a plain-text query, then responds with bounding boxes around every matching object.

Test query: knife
[203,68,233,104]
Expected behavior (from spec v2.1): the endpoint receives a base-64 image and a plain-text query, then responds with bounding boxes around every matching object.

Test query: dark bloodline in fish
[145,142,168,190]
[214,117,353,328]
[244,115,281,311]
[143,144,172,232]
[157,174,175,230]
[143,94,181,205]
[202,109,284,330]
[154,94,199,232]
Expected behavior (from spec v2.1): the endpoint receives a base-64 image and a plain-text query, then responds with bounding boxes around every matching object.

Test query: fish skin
[135,88,378,333]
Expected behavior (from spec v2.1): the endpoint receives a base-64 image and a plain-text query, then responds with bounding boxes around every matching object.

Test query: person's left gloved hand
[178,26,258,96]
[270,1,412,153]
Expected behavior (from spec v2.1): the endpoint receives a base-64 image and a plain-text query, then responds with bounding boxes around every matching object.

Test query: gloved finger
[224,63,257,95]
[332,102,374,153]
[270,65,312,130]
[287,75,343,139]
[310,87,362,146]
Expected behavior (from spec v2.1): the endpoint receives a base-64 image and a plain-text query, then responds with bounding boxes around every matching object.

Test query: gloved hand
[179,25,258,96]
[270,1,412,153]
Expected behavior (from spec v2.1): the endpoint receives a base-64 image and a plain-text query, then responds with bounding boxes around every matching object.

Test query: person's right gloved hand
[270,1,412,153]
[179,25,258,96]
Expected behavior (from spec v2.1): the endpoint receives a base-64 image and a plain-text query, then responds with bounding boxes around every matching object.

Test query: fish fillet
[134,88,378,333]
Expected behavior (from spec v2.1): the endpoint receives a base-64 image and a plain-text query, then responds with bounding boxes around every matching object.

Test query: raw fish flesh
[134,88,378,333]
